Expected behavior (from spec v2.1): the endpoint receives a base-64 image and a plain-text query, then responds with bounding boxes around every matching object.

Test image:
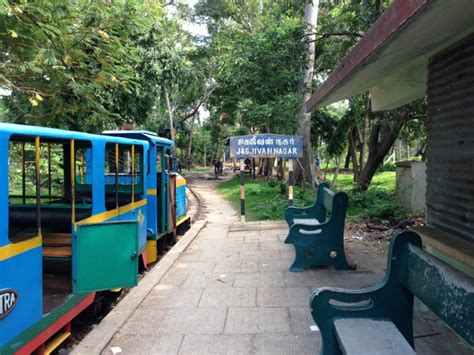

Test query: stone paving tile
[289,307,318,334]
[103,333,183,355]
[179,335,255,354]
[241,249,286,261]
[222,242,259,253]
[279,248,296,259]
[257,287,312,307]
[214,259,259,273]
[260,240,291,251]
[160,268,192,287]
[254,333,321,354]
[221,236,246,245]
[234,271,286,288]
[228,230,260,238]
[182,271,235,288]
[283,271,320,287]
[258,258,292,272]
[199,287,257,308]
[191,239,225,250]
[145,284,203,308]
[199,249,240,262]
[244,234,280,243]
[118,307,168,336]
[225,307,291,334]
[157,308,226,335]
[177,250,203,263]
[173,261,216,274]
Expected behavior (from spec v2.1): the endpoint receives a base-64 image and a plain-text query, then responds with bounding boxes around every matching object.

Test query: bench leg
[289,244,308,272]
[332,252,351,270]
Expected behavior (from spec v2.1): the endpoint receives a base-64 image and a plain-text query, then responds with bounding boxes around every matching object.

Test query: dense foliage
[195,0,307,134]
[0,0,428,191]
[0,0,202,132]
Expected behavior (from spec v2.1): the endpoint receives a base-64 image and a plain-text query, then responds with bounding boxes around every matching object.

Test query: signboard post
[239,159,245,222]
[230,134,303,221]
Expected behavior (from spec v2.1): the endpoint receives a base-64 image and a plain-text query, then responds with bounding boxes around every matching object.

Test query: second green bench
[284,183,352,272]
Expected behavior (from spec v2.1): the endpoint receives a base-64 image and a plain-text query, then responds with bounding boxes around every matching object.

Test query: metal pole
[240,158,245,222]
[21,142,26,204]
[35,137,41,235]
[70,140,75,227]
[252,158,256,179]
[48,143,52,201]
[131,145,135,203]
[288,159,294,206]
[115,144,119,211]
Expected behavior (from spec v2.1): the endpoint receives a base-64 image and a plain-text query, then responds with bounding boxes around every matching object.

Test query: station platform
[72,178,471,355]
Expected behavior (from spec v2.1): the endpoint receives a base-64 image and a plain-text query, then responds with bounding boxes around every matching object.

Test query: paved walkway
[74,177,471,355]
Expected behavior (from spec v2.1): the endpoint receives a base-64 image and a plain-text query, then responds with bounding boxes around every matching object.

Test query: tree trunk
[165,89,174,143]
[359,105,368,171]
[348,128,360,181]
[295,0,319,185]
[356,118,404,191]
[331,155,342,189]
[186,113,196,168]
[344,150,351,169]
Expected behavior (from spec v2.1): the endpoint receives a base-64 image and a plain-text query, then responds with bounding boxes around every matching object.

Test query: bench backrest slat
[321,188,335,213]
[400,244,474,347]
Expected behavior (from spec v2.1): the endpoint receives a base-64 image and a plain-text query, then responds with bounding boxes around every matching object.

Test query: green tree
[0,1,205,134]
[196,0,306,135]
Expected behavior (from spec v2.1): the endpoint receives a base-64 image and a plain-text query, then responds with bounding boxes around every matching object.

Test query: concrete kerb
[71,220,207,355]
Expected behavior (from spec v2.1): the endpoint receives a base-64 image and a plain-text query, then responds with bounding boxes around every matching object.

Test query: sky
[180,0,209,37]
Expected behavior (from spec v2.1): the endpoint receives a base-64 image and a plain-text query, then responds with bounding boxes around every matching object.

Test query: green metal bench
[284,183,352,272]
[310,230,474,354]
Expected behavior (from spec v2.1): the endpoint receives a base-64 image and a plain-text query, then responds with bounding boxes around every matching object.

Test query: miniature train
[0,123,190,354]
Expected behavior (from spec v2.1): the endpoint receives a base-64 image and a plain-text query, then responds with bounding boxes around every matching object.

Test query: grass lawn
[217,171,404,223]
[182,166,214,176]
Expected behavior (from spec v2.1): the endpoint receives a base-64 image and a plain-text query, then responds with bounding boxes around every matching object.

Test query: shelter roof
[306,0,474,111]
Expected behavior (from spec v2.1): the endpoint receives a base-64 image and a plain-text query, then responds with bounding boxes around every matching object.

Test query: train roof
[0,123,149,147]
[102,130,174,147]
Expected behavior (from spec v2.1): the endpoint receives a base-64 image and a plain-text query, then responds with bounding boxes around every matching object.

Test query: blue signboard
[230,134,303,159]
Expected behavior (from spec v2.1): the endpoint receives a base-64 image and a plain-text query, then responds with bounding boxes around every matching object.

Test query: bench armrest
[284,204,317,227]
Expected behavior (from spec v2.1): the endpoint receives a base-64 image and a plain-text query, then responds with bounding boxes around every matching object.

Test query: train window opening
[156,147,162,174]
[73,142,93,217]
[8,137,94,238]
[105,143,144,211]
[41,142,65,204]
[8,137,41,242]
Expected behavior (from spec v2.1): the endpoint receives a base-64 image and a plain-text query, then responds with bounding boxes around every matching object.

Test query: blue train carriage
[0,123,147,354]
[102,130,190,264]
[171,157,191,235]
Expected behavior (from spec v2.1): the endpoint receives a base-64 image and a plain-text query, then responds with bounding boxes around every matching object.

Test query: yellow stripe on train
[0,235,42,261]
[75,199,147,226]
[176,176,186,188]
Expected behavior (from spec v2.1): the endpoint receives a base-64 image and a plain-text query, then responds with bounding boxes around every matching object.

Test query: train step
[43,324,71,355]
